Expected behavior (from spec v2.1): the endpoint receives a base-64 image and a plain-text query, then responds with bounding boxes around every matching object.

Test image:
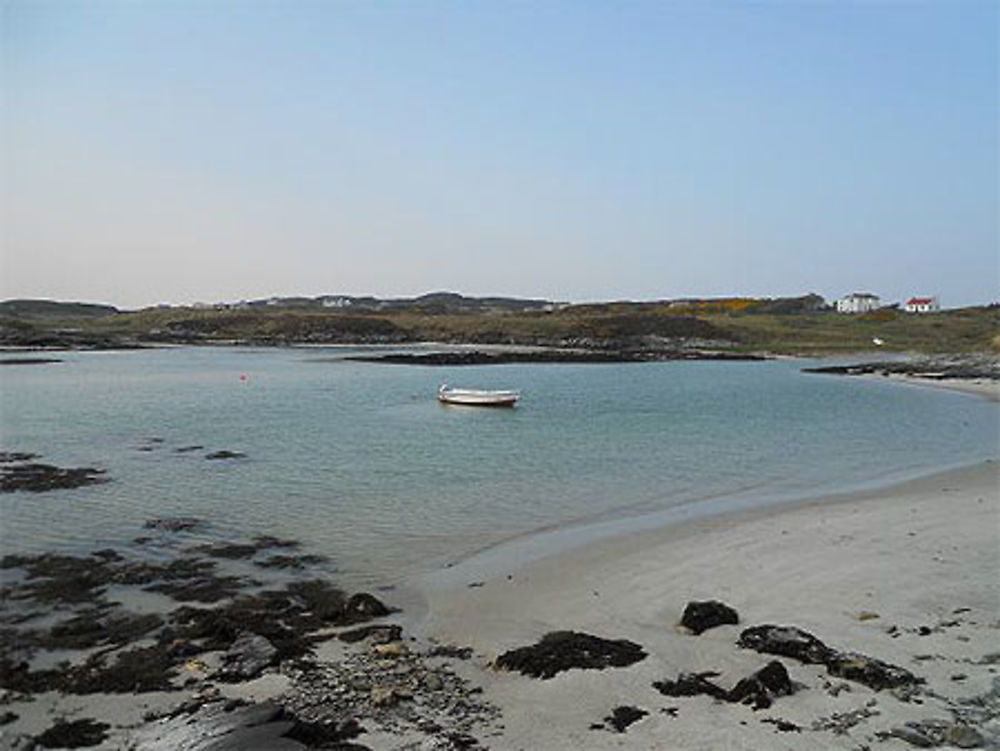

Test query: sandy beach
[412,460,1000,750]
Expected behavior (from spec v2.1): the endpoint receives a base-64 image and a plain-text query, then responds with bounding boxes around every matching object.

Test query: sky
[2,1,997,309]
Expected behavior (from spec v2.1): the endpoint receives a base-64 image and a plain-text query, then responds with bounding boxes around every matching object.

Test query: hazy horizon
[3,1,997,309]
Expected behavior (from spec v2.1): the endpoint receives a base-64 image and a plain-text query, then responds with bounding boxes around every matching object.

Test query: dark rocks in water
[1,462,106,493]
[0,553,111,604]
[339,624,403,644]
[738,624,921,691]
[174,445,205,453]
[168,581,390,665]
[254,553,328,570]
[253,535,301,549]
[145,573,246,603]
[1,644,177,695]
[205,450,247,460]
[143,516,205,532]
[727,661,794,710]
[218,631,279,681]
[0,711,19,725]
[681,600,740,635]
[192,542,260,559]
[803,356,999,382]
[494,630,647,679]
[348,349,767,366]
[37,609,163,651]
[34,718,110,748]
[72,644,177,693]
[653,671,729,700]
[0,452,37,463]
[602,705,649,732]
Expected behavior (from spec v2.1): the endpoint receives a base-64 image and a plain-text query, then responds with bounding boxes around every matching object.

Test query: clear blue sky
[3,0,997,308]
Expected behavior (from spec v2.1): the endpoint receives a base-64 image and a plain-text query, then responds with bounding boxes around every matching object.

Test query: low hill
[0,299,119,318]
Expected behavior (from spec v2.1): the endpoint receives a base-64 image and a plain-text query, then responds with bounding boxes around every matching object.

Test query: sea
[1,346,997,590]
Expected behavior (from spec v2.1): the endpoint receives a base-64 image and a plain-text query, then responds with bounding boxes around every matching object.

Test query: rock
[0,452,37,463]
[603,705,648,732]
[653,672,728,700]
[654,662,794,710]
[727,661,794,710]
[945,724,985,748]
[737,625,833,664]
[1,463,107,493]
[681,600,739,635]
[826,652,921,691]
[370,685,409,706]
[34,718,110,748]
[339,624,403,644]
[143,517,205,532]
[889,726,936,747]
[128,701,307,750]
[427,645,474,660]
[341,592,393,623]
[218,632,278,681]
[494,631,647,679]
[738,624,921,692]
[372,642,408,658]
[0,711,19,725]
[205,450,247,460]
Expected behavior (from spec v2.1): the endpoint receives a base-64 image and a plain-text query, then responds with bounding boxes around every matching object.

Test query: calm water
[1,347,997,588]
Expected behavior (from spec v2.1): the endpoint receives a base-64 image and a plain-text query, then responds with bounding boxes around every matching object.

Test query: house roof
[844,293,879,299]
[906,297,935,305]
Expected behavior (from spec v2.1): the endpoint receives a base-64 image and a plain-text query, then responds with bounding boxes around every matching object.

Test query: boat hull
[437,388,520,407]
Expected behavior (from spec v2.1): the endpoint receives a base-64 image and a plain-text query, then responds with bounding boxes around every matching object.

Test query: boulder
[681,600,739,635]
[737,625,833,664]
[727,661,794,710]
[218,632,278,681]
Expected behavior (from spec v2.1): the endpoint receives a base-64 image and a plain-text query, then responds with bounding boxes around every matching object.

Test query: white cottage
[835,293,881,314]
[905,296,939,313]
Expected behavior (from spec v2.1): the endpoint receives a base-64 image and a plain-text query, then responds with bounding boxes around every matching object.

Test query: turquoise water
[1,347,997,588]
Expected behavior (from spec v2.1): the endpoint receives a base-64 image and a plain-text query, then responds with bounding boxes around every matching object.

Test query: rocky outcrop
[1,462,106,492]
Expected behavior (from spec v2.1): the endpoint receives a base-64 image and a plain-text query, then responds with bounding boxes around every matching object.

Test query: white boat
[437,384,520,407]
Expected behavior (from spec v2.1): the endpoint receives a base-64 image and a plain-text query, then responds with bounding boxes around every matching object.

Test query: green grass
[4,302,998,355]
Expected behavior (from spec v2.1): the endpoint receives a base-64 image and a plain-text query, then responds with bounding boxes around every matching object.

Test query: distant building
[321,296,353,308]
[905,296,940,313]
[835,293,881,314]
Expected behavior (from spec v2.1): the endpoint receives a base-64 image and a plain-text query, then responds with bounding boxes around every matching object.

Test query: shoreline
[410,459,1000,749]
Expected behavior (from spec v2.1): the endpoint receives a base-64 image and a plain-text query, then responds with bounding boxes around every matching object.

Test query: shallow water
[1,347,996,589]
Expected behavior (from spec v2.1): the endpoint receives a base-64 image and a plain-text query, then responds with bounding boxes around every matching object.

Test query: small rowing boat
[437,384,520,407]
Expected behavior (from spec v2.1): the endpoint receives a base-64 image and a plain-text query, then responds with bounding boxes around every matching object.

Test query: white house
[905,296,940,313]
[835,293,881,314]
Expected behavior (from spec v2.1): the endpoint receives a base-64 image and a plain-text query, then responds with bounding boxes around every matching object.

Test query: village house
[905,296,940,313]
[835,292,881,314]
